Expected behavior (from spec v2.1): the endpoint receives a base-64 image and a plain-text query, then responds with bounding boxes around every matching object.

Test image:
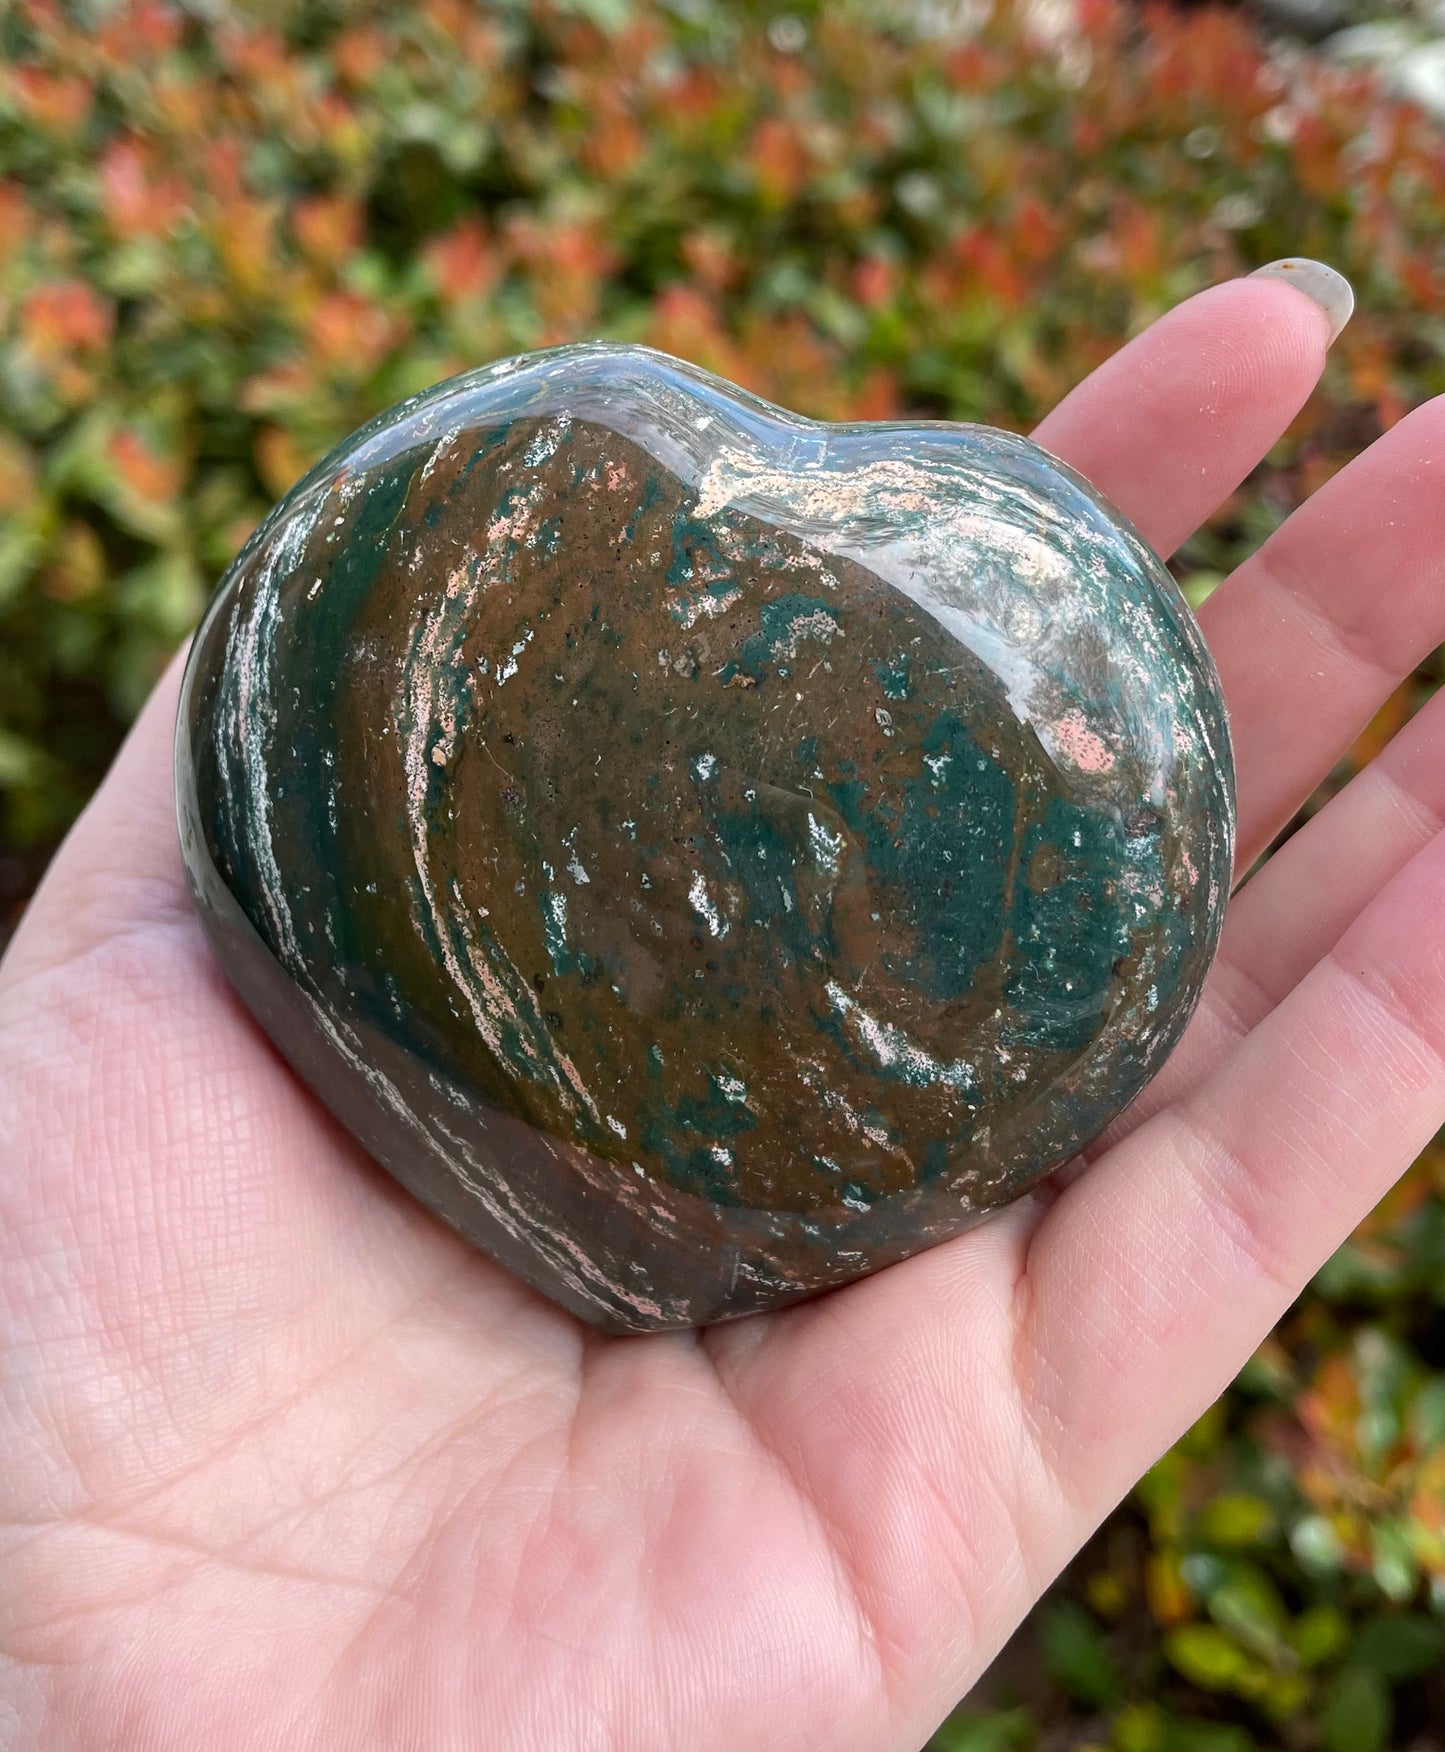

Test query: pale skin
[3,275,1445,1752]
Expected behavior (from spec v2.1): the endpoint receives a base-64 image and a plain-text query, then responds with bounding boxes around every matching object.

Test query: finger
[1095,678,1445,1142]
[1199,392,1445,869]
[1033,269,1336,557]
[0,652,187,994]
[1016,816,1445,1537]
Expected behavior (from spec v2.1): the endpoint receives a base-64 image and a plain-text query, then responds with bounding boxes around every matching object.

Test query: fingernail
[1248,258,1355,346]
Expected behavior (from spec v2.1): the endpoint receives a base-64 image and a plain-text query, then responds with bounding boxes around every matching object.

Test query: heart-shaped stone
[177,345,1233,1332]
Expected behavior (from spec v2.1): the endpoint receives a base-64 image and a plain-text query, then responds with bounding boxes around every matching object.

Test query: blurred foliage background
[1,0,1443,1745]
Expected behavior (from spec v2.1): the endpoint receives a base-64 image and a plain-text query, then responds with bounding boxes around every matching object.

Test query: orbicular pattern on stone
[177,344,1234,1331]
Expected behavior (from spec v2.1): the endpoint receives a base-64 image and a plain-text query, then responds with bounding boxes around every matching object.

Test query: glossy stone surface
[177,344,1233,1332]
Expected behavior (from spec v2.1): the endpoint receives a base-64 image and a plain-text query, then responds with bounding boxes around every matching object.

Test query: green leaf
[0,521,45,609]
[1409,1377,1445,1449]
[1289,1515,1346,1575]
[1195,1494,1275,1550]
[99,238,168,295]
[1202,1564,1290,1663]
[1177,1400,1229,1457]
[1037,1598,1119,1707]
[558,0,633,33]
[1353,1613,1445,1679]
[0,729,47,788]
[1289,1604,1349,1669]
[1178,568,1223,611]
[1135,1449,1189,1536]
[1369,1521,1418,1604]
[1321,1666,1391,1752]
[115,549,204,644]
[1165,1623,1257,1693]
[1116,1700,1260,1752]
[1113,1702,1166,1752]
[1258,1669,1310,1723]
[1170,1721,1260,1752]
[928,1706,1035,1752]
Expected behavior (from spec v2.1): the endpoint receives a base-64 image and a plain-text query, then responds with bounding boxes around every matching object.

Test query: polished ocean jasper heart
[177,344,1234,1332]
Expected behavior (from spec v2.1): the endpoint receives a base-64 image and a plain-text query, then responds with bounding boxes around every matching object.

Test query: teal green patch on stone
[737,594,844,679]
[1006,799,1131,1054]
[873,652,913,699]
[824,711,1015,1003]
[640,1073,760,1205]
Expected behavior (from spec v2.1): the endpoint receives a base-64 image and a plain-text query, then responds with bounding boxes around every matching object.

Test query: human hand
[4,266,1443,1752]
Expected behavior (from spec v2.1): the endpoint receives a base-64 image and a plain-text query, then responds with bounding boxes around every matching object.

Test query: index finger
[1034,267,1337,556]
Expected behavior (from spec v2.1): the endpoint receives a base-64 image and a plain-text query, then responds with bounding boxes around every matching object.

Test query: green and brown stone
[177,345,1233,1331]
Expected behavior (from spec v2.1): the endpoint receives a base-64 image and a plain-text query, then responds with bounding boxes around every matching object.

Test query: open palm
[4,273,1445,1752]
